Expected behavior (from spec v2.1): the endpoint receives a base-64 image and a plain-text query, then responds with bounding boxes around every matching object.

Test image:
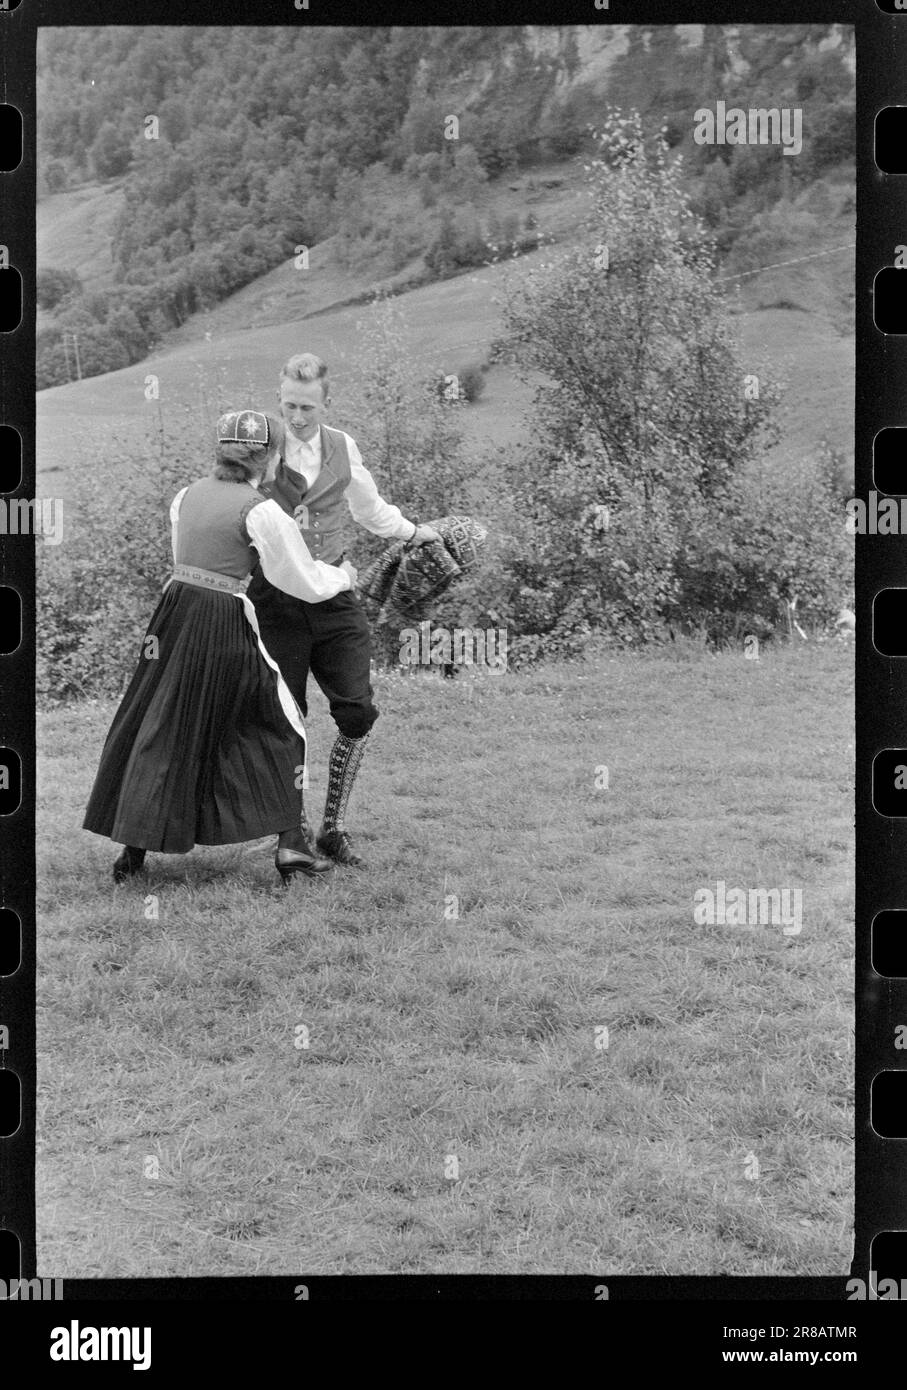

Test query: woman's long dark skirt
[83,582,304,853]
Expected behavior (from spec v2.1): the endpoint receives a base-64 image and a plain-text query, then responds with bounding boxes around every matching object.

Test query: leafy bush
[43,159,67,193]
[36,335,70,392]
[453,362,488,403]
[36,267,82,310]
[37,403,218,704]
[806,100,855,176]
[673,464,852,643]
[424,206,490,278]
[491,110,849,650]
[499,112,779,497]
[723,204,822,276]
[91,120,133,179]
[487,436,851,655]
[443,144,489,204]
[538,91,587,159]
[434,361,489,405]
[343,296,480,666]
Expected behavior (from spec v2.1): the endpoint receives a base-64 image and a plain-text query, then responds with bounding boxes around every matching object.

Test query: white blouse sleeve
[170,487,188,564]
[245,498,352,602]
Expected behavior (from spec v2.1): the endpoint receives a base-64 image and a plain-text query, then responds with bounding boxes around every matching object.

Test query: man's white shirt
[279,427,417,542]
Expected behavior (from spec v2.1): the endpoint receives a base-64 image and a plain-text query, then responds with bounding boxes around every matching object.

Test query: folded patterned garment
[358,514,487,626]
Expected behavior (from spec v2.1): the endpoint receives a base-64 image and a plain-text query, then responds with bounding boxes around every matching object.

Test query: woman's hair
[213,413,285,482]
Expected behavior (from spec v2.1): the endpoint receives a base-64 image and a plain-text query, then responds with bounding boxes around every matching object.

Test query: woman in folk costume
[83,409,358,888]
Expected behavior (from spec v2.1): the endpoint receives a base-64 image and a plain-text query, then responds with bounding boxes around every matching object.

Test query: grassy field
[36,640,853,1276]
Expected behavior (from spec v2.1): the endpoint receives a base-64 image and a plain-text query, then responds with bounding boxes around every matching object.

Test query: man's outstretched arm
[344,434,442,545]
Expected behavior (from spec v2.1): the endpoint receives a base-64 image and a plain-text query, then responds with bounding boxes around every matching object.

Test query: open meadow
[34,22,857,1282]
[36,642,853,1275]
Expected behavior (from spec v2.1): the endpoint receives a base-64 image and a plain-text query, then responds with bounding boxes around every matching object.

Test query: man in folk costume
[246,353,440,869]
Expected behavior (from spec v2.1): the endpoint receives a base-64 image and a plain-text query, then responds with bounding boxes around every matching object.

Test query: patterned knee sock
[322,733,369,834]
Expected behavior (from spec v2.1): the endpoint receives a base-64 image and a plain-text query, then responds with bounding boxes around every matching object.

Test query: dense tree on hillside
[35,24,577,384]
[43,159,67,192]
[36,267,82,310]
[607,25,854,181]
[90,121,132,179]
[36,23,854,388]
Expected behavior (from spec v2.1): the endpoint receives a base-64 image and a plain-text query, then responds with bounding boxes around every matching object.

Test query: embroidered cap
[216,410,271,448]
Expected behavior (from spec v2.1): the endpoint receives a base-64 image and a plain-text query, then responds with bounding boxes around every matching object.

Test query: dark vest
[262,425,353,565]
[173,476,263,579]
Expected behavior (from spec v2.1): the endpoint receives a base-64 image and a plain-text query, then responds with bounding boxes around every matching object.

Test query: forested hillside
[37,24,855,388]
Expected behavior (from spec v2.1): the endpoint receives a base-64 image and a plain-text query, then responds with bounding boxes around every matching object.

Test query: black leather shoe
[316,829,367,869]
[274,847,333,885]
[113,846,146,883]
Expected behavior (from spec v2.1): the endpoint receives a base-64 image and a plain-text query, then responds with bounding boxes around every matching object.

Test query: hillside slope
[36,236,853,506]
[36,181,124,291]
[36,22,854,390]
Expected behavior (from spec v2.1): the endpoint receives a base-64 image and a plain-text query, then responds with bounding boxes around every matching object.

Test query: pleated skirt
[83,581,305,853]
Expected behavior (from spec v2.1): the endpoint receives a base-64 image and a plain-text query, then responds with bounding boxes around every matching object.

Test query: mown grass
[36,641,853,1276]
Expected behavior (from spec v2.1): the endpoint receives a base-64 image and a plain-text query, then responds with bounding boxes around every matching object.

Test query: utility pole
[62,333,72,383]
[72,331,82,381]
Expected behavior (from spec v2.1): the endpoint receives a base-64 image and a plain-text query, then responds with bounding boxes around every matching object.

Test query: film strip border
[0,0,36,1295]
[0,0,902,1302]
[858,0,907,1301]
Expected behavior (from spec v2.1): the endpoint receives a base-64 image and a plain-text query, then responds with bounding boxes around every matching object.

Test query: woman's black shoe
[275,847,333,885]
[113,846,146,883]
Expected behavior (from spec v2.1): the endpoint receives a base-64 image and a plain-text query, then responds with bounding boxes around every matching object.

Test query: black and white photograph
[32,22,855,1279]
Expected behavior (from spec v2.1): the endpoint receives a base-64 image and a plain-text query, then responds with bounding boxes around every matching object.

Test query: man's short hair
[280,353,329,398]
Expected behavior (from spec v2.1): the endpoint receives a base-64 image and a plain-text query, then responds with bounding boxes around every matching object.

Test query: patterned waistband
[171,564,248,595]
